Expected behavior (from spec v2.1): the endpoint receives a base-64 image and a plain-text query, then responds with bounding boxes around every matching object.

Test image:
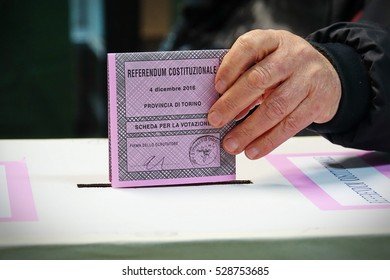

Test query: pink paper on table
[107,50,236,187]
[267,152,390,210]
[0,160,37,222]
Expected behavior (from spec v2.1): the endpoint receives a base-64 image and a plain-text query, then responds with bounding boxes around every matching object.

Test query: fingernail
[215,79,227,93]
[224,137,239,153]
[208,111,223,127]
[246,147,260,159]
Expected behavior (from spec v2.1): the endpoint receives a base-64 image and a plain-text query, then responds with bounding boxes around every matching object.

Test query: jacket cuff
[307,42,371,134]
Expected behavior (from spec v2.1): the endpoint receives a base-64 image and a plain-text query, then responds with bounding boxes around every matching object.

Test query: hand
[208,29,342,159]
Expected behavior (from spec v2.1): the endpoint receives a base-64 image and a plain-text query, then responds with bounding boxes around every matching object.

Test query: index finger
[215,29,280,94]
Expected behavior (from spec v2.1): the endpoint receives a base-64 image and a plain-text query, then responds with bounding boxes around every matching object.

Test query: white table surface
[1,136,390,259]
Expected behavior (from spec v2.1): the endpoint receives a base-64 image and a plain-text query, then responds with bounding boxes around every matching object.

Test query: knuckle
[262,136,276,154]
[263,96,288,120]
[298,44,314,58]
[299,42,319,60]
[236,33,258,55]
[246,65,272,90]
[282,115,300,135]
[238,123,257,140]
[221,96,239,113]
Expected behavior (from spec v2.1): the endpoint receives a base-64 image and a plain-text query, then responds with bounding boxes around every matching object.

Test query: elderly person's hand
[208,29,342,159]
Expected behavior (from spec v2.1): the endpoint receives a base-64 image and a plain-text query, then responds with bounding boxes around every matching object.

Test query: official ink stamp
[189,135,220,167]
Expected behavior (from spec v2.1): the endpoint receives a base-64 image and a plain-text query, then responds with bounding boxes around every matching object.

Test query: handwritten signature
[143,156,165,170]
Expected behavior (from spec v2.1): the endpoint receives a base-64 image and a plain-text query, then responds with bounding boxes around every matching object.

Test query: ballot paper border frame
[108,50,236,187]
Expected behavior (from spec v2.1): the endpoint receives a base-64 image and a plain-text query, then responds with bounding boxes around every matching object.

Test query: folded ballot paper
[107,50,236,187]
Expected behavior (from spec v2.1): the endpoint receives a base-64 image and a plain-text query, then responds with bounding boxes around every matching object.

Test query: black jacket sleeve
[306,21,390,153]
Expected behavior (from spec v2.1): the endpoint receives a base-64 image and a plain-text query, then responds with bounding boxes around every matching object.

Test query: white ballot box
[0,136,389,259]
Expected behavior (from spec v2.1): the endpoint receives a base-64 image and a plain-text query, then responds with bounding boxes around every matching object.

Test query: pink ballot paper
[107,50,236,187]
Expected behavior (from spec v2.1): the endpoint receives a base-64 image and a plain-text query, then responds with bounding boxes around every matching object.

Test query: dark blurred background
[0,0,178,138]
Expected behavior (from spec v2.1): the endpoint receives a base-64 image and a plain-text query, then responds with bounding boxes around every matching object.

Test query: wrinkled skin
[208,29,342,159]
